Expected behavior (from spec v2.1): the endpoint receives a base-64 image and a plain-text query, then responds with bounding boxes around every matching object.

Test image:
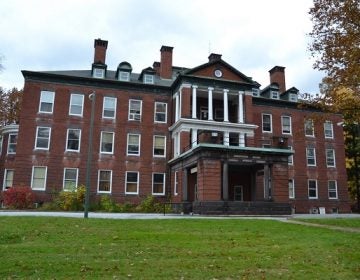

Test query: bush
[98,195,121,212]
[135,195,164,213]
[57,185,85,211]
[2,187,35,209]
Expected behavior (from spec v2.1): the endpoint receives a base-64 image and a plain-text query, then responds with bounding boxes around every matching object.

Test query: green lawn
[0,217,359,279]
[295,218,360,228]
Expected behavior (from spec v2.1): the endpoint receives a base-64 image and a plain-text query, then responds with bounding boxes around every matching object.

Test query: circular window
[214,69,223,78]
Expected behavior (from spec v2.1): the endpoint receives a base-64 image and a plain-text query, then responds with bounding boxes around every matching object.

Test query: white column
[239,133,245,147]
[192,85,197,119]
[175,93,179,122]
[208,87,214,121]
[176,132,181,156]
[191,128,198,148]
[223,89,229,122]
[224,131,230,146]
[238,91,244,123]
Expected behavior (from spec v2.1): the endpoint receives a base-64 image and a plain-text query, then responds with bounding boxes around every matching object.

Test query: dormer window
[289,93,298,102]
[271,91,279,99]
[119,71,130,81]
[93,68,105,79]
[144,74,154,84]
[252,88,260,97]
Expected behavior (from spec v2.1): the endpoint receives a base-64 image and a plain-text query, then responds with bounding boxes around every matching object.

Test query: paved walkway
[282,218,360,233]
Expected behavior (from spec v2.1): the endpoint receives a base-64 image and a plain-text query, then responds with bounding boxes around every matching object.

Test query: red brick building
[0,39,351,214]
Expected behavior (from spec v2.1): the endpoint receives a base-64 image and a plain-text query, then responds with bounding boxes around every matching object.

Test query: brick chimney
[208,53,222,62]
[269,66,286,93]
[93,38,108,64]
[160,46,173,79]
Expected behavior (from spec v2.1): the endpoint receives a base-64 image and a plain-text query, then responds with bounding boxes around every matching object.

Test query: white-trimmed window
[103,97,117,119]
[324,121,334,139]
[288,179,295,199]
[326,148,336,167]
[262,114,272,133]
[125,171,139,194]
[39,91,55,113]
[306,147,316,166]
[7,134,17,154]
[152,173,165,195]
[305,119,315,137]
[308,179,318,199]
[174,171,178,196]
[98,170,112,193]
[63,168,78,191]
[31,166,47,190]
[281,116,292,134]
[35,127,51,150]
[100,132,114,154]
[93,68,105,79]
[154,102,167,123]
[144,74,154,84]
[128,99,142,121]
[252,88,260,97]
[119,71,130,81]
[289,94,298,102]
[288,146,294,165]
[127,134,140,156]
[3,169,14,190]
[328,180,338,199]
[66,129,81,152]
[153,135,166,157]
[69,94,84,116]
[271,91,279,99]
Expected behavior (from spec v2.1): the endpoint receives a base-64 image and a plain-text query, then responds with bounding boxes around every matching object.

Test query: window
[326,149,336,167]
[252,88,259,97]
[63,168,78,191]
[128,99,142,121]
[306,147,316,166]
[152,173,165,195]
[144,74,154,84]
[271,91,279,99]
[288,146,294,165]
[305,119,314,136]
[119,71,130,81]
[31,166,47,190]
[174,171,178,195]
[7,134,17,154]
[328,180,338,199]
[66,129,81,152]
[288,179,295,199]
[154,102,167,123]
[3,169,14,190]
[103,97,117,119]
[281,116,292,134]
[98,170,112,193]
[308,179,318,199]
[289,94,298,102]
[93,68,105,78]
[35,127,51,150]
[39,91,55,113]
[100,132,114,154]
[324,121,334,139]
[262,114,272,132]
[153,136,166,157]
[69,94,84,116]
[215,108,224,121]
[127,134,140,156]
[125,171,139,194]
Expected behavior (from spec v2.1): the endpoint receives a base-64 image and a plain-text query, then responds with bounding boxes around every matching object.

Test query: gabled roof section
[138,67,156,80]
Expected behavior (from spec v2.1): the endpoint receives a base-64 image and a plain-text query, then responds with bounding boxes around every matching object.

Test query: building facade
[0,39,351,214]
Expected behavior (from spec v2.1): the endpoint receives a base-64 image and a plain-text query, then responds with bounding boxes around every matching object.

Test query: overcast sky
[0,0,322,94]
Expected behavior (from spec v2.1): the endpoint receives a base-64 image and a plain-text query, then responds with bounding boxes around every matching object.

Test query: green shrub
[135,195,164,213]
[99,195,121,212]
[57,185,85,211]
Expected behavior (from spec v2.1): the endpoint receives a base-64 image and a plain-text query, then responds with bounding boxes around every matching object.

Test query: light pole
[84,91,96,218]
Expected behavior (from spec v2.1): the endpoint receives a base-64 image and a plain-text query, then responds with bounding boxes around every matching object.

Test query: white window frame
[144,74,154,84]
[174,171,179,196]
[7,134,17,154]
[289,93,298,102]
[324,121,334,139]
[69,94,84,117]
[262,114,272,133]
[271,91,279,99]
[288,179,295,199]
[102,97,117,119]
[328,180,338,199]
[153,135,166,157]
[63,168,78,191]
[154,102,167,123]
[152,173,166,195]
[305,119,315,137]
[35,126,51,150]
[127,133,141,156]
[288,146,294,165]
[100,131,114,154]
[306,147,316,166]
[3,169,14,190]
[252,88,260,97]
[128,99,142,121]
[119,71,130,81]
[326,148,336,167]
[66,128,81,152]
[97,170,112,193]
[125,171,139,195]
[31,166,47,191]
[39,91,55,114]
[281,116,292,134]
[308,179,318,199]
[93,68,105,78]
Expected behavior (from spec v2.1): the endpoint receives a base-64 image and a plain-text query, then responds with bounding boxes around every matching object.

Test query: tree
[0,87,23,126]
[308,0,360,210]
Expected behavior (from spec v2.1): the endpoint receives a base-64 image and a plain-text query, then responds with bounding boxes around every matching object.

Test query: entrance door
[234,185,243,201]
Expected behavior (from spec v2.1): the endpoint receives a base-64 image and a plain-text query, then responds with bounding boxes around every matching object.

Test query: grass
[295,218,360,228]
[0,217,359,279]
